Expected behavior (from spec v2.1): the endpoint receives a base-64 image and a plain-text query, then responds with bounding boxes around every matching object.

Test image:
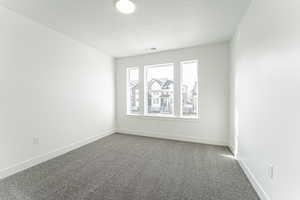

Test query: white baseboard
[0,129,115,179]
[238,158,271,200]
[117,129,228,146]
[228,145,235,155]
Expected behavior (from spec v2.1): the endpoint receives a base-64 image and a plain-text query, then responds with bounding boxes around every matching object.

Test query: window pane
[146,64,174,115]
[181,61,198,117]
[127,68,139,114]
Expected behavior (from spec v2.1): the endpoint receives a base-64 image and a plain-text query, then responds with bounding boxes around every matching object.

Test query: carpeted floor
[0,133,260,200]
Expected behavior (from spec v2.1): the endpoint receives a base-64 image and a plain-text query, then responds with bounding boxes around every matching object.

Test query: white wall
[230,0,300,199]
[0,6,115,178]
[116,42,230,145]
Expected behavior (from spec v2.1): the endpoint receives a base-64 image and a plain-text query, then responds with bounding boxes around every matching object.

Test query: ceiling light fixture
[115,0,136,14]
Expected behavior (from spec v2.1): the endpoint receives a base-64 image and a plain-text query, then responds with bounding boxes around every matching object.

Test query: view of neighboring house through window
[145,64,174,115]
[126,60,198,118]
[181,60,198,117]
[127,67,140,114]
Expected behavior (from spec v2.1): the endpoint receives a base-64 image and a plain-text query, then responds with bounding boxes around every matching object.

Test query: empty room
[0,0,299,200]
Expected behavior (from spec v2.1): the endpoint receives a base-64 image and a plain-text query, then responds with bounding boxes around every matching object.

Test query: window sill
[126,114,200,122]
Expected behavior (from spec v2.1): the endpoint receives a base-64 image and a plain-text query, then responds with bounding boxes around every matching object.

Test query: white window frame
[144,63,175,117]
[180,60,199,119]
[125,60,199,120]
[126,67,140,115]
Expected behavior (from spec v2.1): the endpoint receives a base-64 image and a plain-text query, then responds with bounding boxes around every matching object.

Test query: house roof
[129,80,138,88]
[148,79,174,89]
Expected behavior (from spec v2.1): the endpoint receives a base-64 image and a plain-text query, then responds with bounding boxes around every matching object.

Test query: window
[127,67,140,114]
[145,64,174,116]
[181,60,198,117]
[126,60,198,119]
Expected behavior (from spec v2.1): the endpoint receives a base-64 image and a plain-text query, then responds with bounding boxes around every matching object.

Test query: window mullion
[174,62,181,117]
[139,66,145,115]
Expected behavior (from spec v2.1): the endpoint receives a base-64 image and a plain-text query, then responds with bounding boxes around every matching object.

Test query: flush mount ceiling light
[115,0,136,14]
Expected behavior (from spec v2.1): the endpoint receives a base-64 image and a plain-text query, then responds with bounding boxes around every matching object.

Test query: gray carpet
[0,133,259,200]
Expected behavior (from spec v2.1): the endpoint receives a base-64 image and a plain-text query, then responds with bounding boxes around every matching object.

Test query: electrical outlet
[268,165,275,180]
[33,137,40,145]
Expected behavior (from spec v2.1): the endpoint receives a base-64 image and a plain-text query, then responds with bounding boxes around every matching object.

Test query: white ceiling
[0,0,250,57]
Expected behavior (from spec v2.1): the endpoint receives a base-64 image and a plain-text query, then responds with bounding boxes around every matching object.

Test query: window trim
[125,60,199,120]
[180,60,199,118]
[144,63,175,116]
[126,113,200,122]
[126,67,140,115]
